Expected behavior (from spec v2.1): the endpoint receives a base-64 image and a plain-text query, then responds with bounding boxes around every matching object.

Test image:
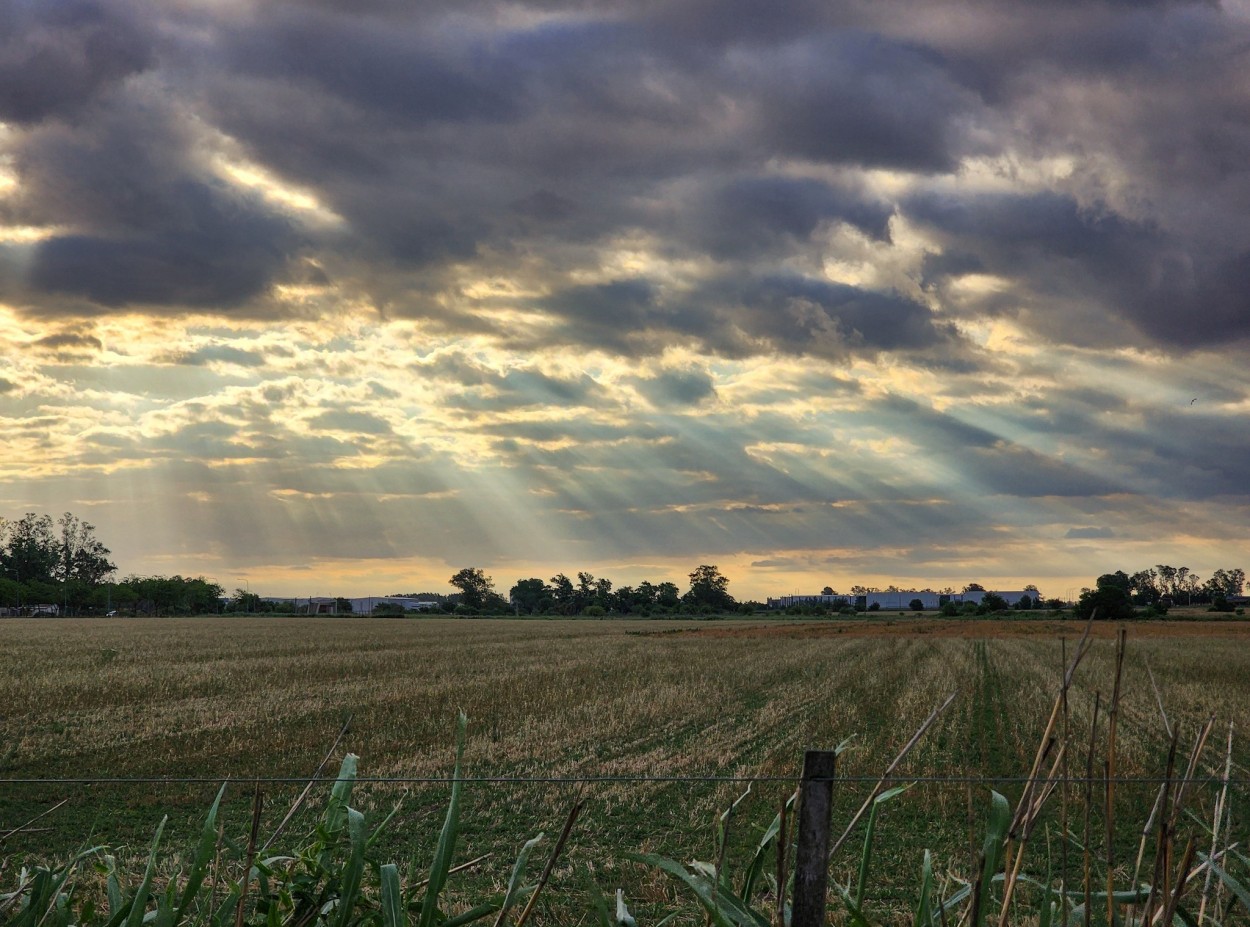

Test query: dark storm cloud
[739,33,982,173]
[866,395,1124,498]
[635,369,716,407]
[908,191,1250,347]
[224,11,520,125]
[0,0,154,124]
[532,274,955,360]
[172,345,267,368]
[5,0,1250,366]
[33,332,102,353]
[685,176,892,259]
[9,87,299,311]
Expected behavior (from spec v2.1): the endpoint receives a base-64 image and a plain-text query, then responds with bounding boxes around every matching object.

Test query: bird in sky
[1191,398,1198,404]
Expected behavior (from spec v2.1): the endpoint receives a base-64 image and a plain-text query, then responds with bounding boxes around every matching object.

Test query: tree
[963,582,985,593]
[1076,573,1135,621]
[509,578,552,614]
[56,513,116,586]
[1205,568,1245,600]
[594,577,613,608]
[449,568,495,610]
[684,564,735,611]
[655,581,680,609]
[909,598,925,612]
[1155,564,1178,598]
[576,572,596,611]
[1129,569,1160,605]
[549,573,576,613]
[821,586,834,596]
[980,592,1009,611]
[0,513,59,586]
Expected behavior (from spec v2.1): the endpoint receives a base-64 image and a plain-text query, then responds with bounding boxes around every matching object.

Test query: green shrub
[940,602,960,617]
[583,605,606,616]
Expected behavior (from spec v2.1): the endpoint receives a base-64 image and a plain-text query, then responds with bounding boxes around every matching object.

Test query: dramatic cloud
[1,0,1248,596]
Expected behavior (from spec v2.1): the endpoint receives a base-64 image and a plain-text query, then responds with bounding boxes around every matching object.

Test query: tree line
[449,564,741,616]
[0,512,224,615]
[1077,564,1245,620]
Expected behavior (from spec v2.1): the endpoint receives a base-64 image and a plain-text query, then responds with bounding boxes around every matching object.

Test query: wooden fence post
[791,750,837,927]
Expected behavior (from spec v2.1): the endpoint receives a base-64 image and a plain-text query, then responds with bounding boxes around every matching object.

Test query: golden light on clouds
[1,1,1248,604]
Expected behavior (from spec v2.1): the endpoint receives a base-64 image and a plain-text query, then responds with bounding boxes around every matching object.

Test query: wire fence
[2,772,1250,785]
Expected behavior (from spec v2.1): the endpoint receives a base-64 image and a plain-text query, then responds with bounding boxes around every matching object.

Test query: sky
[1,0,1248,601]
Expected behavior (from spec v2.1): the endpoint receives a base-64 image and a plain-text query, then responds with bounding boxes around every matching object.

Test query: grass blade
[491,832,545,927]
[915,850,934,927]
[418,711,468,927]
[175,782,227,923]
[380,863,407,927]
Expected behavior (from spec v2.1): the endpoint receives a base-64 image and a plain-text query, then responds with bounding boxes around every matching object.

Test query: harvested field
[2,616,1248,923]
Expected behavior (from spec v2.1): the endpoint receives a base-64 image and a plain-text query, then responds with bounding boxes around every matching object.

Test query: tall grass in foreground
[4,626,1250,926]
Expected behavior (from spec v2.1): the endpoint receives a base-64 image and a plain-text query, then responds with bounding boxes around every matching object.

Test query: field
[3,615,1250,924]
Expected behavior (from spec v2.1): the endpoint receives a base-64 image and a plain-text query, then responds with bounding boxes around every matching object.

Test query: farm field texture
[3,616,1249,924]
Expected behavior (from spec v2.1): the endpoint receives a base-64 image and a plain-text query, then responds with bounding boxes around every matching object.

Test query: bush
[839,605,857,616]
[940,602,960,617]
[868,602,881,612]
[909,598,925,612]
[583,605,606,616]
[981,592,1009,612]
[453,604,474,615]
[1209,596,1236,613]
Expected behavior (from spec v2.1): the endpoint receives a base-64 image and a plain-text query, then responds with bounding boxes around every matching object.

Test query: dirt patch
[658,618,1250,641]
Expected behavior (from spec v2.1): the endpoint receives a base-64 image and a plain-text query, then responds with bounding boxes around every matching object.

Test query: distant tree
[121,575,222,615]
[1205,568,1245,600]
[594,577,614,608]
[940,601,960,617]
[684,564,735,611]
[549,573,576,613]
[1129,569,1160,605]
[1016,595,1034,611]
[1155,565,1178,598]
[1076,573,1135,620]
[0,576,24,607]
[509,578,552,614]
[981,592,1009,611]
[909,598,925,612]
[449,567,495,610]
[55,513,116,586]
[0,513,60,586]
[334,597,353,614]
[655,581,680,609]
[634,581,657,609]
[963,582,985,593]
[821,586,834,596]
[576,572,596,611]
